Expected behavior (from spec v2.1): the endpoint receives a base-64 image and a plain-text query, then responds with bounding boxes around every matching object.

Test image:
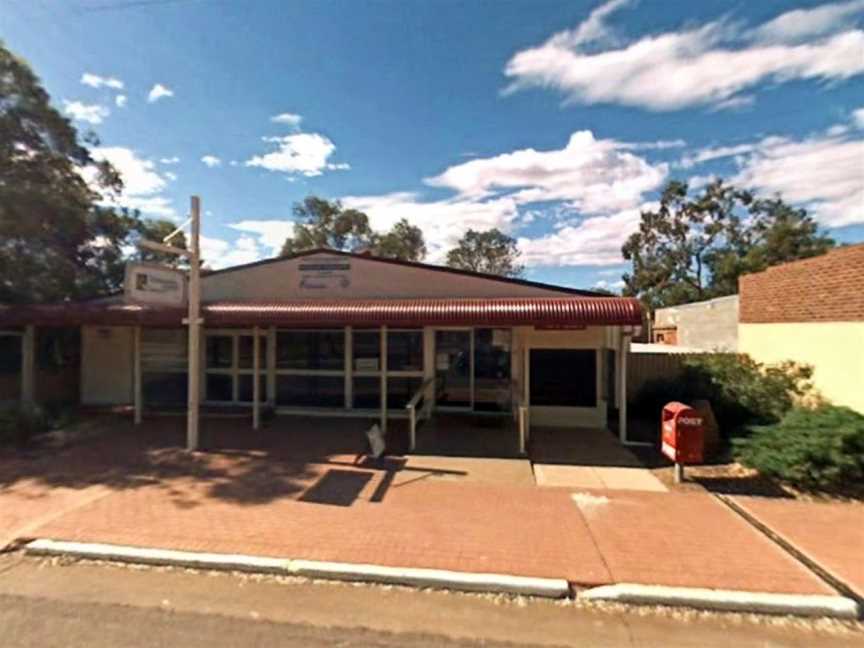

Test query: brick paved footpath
[0,422,837,596]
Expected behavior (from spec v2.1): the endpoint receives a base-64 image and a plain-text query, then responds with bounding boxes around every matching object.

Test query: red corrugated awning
[0,297,643,328]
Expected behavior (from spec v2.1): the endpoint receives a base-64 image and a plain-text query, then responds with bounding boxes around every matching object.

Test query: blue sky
[2,0,863,290]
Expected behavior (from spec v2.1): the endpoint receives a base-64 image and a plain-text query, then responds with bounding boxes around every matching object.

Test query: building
[738,244,864,413]
[652,295,739,352]
[0,249,643,449]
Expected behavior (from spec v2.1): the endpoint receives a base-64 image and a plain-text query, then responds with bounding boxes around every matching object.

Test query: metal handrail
[405,376,435,451]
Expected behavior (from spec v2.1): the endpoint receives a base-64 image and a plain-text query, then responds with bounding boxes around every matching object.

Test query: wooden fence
[628,352,704,401]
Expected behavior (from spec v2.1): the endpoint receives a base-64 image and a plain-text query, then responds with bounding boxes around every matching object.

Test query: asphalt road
[0,554,861,648]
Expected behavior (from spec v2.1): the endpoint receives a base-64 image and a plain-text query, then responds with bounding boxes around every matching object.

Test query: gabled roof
[202,248,607,297]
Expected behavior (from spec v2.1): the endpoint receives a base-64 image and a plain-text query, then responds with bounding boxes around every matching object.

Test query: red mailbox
[661,402,704,465]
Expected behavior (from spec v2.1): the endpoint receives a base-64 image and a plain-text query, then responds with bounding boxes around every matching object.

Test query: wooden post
[379,325,387,433]
[186,196,202,451]
[21,325,35,407]
[133,326,142,425]
[252,326,260,430]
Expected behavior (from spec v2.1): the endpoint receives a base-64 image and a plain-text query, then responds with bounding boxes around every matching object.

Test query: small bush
[734,406,864,491]
[631,354,812,435]
[0,406,54,447]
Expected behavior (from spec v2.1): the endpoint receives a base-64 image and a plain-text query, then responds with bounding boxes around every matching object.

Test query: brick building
[738,244,864,412]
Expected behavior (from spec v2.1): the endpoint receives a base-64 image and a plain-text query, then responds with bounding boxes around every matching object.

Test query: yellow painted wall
[738,322,864,413]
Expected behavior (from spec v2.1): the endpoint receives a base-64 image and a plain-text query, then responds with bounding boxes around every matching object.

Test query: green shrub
[735,406,864,491]
[0,405,54,447]
[631,354,812,435]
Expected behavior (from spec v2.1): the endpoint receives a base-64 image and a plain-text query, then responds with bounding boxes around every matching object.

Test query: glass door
[434,330,473,409]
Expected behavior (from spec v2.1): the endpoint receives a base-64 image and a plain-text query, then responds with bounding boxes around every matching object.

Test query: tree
[0,41,178,303]
[445,228,523,277]
[280,196,427,262]
[281,197,374,256]
[621,180,833,310]
[371,218,426,262]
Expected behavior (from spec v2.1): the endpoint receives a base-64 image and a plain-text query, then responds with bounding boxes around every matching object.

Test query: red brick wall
[739,245,864,323]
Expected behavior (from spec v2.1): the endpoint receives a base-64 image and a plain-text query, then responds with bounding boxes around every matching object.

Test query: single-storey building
[738,244,864,413]
[1,249,643,451]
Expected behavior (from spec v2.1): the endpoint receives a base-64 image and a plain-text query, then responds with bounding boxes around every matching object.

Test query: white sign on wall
[298,255,351,290]
[125,263,187,306]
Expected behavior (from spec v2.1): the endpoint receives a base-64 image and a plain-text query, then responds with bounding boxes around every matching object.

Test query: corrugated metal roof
[0,297,642,328]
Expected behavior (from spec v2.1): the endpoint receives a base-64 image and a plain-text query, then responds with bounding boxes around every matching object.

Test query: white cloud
[115,95,127,108]
[200,234,264,270]
[853,106,864,129]
[504,2,864,110]
[201,155,222,168]
[228,220,296,256]
[594,278,626,291]
[425,130,667,215]
[734,131,864,228]
[518,204,656,267]
[751,0,864,44]
[81,72,124,90]
[271,112,303,127]
[343,130,668,266]
[343,192,520,263]
[678,143,757,169]
[159,156,180,165]
[63,100,110,124]
[87,146,176,218]
[164,171,178,182]
[618,138,686,151]
[245,133,349,176]
[147,83,174,103]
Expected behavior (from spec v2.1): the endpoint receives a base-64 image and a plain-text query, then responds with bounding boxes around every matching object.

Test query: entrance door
[434,330,472,409]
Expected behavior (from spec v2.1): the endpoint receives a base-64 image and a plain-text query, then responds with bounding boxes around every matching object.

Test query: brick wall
[739,244,864,323]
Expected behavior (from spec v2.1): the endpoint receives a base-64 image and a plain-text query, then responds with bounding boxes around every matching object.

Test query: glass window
[0,336,22,373]
[206,373,234,402]
[387,376,423,409]
[352,330,380,372]
[474,328,511,412]
[143,372,188,406]
[276,331,344,370]
[387,330,423,372]
[237,335,267,370]
[352,376,380,409]
[238,374,267,403]
[206,336,233,369]
[530,349,597,407]
[276,375,344,407]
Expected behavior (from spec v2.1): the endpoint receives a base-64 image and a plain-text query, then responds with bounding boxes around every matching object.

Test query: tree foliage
[735,406,864,492]
[631,353,814,434]
[0,41,178,303]
[280,196,426,261]
[445,228,523,277]
[622,180,834,310]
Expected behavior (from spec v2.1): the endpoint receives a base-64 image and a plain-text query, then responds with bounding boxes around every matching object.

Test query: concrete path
[534,464,668,491]
[2,553,862,648]
[730,497,864,599]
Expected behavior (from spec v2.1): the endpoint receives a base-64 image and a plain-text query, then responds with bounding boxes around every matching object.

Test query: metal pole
[618,330,629,444]
[252,326,260,430]
[186,196,202,451]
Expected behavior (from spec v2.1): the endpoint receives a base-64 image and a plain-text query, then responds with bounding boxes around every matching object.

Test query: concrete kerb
[24,539,571,599]
[579,583,861,620]
[25,539,861,619]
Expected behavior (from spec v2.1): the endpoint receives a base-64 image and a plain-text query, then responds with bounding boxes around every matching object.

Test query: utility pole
[186,196,202,451]
[138,195,202,451]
